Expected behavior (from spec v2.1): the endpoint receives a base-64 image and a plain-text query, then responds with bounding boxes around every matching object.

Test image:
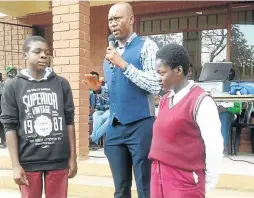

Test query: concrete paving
[1,189,254,198]
[0,189,80,198]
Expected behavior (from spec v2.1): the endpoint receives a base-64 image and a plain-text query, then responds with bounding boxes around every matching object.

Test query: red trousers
[151,161,205,198]
[20,169,68,198]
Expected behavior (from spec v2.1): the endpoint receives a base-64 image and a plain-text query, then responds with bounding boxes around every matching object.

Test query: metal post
[226,3,232,61]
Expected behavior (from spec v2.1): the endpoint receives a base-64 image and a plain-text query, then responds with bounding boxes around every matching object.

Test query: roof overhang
[0,1,131,17]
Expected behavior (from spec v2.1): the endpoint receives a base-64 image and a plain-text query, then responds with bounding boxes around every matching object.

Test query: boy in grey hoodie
[1,36,77,198]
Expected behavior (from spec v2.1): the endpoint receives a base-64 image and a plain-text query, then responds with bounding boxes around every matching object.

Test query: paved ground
[0,189,80,198]
[1,189,254,198]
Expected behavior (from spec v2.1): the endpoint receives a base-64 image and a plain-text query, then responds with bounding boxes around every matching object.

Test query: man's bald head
[108,2,135,42]
[109,2,134,17]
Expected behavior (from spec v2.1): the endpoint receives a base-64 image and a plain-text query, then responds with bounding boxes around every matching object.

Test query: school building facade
[0,1,254,159]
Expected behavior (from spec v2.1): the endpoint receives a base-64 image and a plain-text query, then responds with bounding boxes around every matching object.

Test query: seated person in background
[5,66,18,82]
[89,71,110,150]
[0,67,18,148]
[188,63,193,80]
[218,68,242,153]
[154,96,160,117]
[0,73,5,148]
[90,109,110,150]
[155,89,169,117]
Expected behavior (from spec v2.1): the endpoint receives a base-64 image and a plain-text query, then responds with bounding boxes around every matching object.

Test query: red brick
[72,89,79,99]
[61,30,79,40]
[80,5,90,16]
[80,23,90,33]
[80,1,90,8]
[70,4,80,13]
[80,40,90,50]
[53,15,61,24]
[69,21,79,30]
[57,73,69,80]
[62,65,80,73]
[61,0,79,6]
[61,13,80,23]
[61,48,79,56]
[52,6,70,15]
[81,32,90,42]
[70,56,80,64]
[73,98,80,106]
[53,57,70,65]
[52,0,61,7]
[27,29,33,35]
[75,107,89,115]
[53,23,70,32]
[53,65,62,74]
[70,73,84,82]
[70,81,79,89]
[53,32,62,41]
[53,40,70,49]
[81,49,90,58]
[54,49,62,57]
[69,39,80,48]
[76,114,89,125]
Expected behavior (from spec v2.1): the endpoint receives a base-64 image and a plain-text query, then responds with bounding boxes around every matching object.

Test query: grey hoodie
[0,68,74,171]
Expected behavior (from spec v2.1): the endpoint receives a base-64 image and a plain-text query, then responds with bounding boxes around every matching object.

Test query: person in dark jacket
[89,71,110,150]
[0,36,77,198]
[0,73,5,148]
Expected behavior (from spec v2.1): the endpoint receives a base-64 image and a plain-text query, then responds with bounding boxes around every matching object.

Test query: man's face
[156,59,183,91]
[24,41,50,73]
[108,5,134,40]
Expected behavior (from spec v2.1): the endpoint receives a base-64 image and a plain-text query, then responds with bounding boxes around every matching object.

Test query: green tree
[230,24,254,78]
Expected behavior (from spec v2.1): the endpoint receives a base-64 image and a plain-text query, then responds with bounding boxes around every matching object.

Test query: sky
[239,25,254,46]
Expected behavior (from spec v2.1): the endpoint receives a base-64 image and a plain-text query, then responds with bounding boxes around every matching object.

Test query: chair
[230,102,254,155]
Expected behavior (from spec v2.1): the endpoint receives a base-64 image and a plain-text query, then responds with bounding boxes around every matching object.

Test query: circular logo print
[34,115,53,137]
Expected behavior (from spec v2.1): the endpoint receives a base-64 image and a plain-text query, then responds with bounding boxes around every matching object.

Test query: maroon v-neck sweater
[149,86,208,171]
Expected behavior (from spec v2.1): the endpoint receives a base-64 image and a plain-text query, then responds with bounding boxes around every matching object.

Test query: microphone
[108,34,116,69]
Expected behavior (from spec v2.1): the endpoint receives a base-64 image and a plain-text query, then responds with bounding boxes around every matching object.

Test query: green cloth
[227,102,242,114]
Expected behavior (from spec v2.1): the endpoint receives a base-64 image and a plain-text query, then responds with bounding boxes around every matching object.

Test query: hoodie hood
[17,67,56,81]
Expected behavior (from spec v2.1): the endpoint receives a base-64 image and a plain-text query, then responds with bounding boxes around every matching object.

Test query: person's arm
[196,96,224,191]
[62,79,77,178]
[1,81,28,185]
[83,75,109,99]
[123,38,161,95]
[1,82,19,166]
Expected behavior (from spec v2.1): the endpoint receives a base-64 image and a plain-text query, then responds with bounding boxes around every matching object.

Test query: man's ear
[129,15,134,25]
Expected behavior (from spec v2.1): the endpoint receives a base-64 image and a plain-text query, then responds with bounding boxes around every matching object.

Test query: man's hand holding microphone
[84,34,127,91]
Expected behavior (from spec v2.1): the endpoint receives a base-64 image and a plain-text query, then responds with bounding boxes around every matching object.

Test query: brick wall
[0,17,33,76]
[90,6,109,77]
[52,0,90,159]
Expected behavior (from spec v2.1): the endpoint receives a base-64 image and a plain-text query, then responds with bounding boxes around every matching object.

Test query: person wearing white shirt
[149,43,223,198]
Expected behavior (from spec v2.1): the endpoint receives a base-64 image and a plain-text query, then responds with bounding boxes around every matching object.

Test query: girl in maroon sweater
[149,44,223,198]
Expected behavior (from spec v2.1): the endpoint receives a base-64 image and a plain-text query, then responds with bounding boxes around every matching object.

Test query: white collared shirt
[164,81,224,191]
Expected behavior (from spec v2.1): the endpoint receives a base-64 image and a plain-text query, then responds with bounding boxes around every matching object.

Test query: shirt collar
[167,80,195,98]
[115,32,137,49]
